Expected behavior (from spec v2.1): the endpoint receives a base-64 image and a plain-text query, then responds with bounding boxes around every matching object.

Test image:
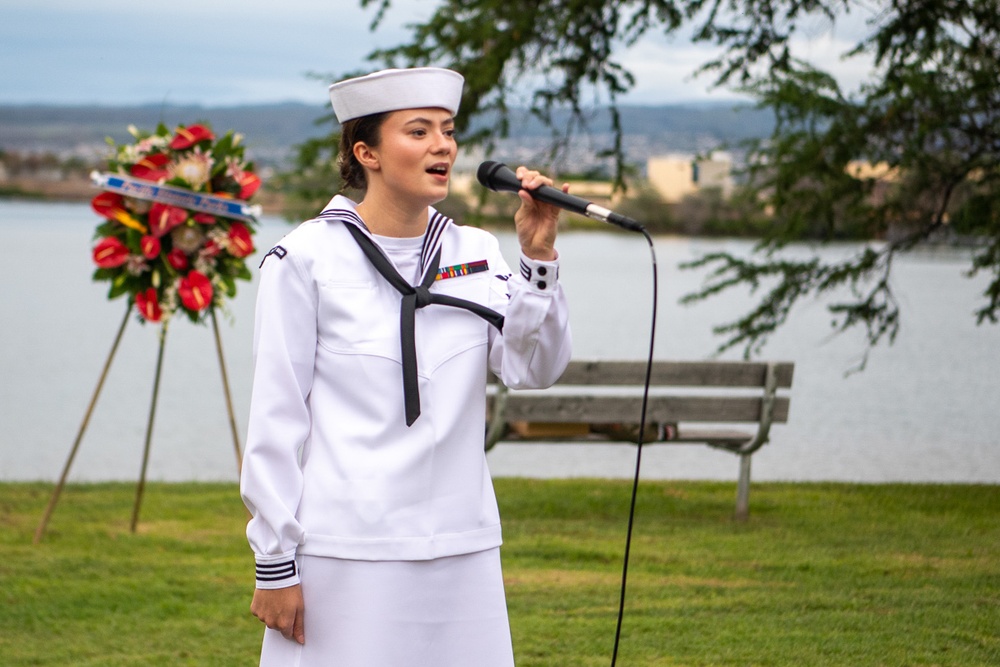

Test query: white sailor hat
[328,67,465,123]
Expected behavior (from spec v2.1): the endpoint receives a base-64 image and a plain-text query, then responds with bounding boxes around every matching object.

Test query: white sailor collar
[315,195,454,287]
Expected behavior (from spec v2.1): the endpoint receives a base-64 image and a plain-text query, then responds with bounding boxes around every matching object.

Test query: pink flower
[193,213,216,225]
[135,288,163,322]
[93,237,130,268]
[167,249,189,270]
[178,271,213,312]
[168,149,214,190]
[227,222,255,258]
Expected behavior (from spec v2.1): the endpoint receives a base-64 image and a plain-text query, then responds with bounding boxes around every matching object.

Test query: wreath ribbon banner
[91,171,262,222]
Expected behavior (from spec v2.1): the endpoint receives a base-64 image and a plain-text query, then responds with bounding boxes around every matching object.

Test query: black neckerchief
[319,205,504,426]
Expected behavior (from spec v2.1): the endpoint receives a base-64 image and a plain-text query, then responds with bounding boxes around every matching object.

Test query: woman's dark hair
[338,112,390,191]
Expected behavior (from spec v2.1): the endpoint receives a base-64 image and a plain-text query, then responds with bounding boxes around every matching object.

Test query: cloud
[617,38,746,104]
[616,3,880,104]
[0,0,423,105]
[0,0,880,106]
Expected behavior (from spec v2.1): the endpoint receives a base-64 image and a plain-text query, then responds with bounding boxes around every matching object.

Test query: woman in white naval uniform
[240,67,572,666]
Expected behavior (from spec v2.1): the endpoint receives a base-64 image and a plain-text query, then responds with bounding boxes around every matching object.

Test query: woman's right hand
[251,585,305,644]
[512,166,565,261]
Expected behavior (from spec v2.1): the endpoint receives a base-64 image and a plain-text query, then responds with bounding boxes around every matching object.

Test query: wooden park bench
[486,360,794,520]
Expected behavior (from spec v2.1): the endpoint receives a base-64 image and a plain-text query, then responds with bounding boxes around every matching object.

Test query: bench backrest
[489,360,794,425]
[553,360,793,389]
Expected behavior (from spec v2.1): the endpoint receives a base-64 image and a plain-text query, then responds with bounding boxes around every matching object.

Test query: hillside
[0,103,326,164]
[0,101,774,168]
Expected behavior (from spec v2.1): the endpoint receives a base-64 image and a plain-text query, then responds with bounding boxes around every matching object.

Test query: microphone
[476,161,645,233]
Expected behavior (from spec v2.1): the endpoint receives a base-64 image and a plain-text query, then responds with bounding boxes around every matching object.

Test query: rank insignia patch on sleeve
[259,245,287,268]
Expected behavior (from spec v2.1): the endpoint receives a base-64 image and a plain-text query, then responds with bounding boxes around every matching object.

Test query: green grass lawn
[2,480,998,666]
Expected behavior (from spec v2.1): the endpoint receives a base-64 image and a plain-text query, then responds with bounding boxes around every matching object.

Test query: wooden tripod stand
[33,307,244,543]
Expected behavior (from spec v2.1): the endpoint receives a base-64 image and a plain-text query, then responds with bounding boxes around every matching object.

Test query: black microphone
[476,161,645,233]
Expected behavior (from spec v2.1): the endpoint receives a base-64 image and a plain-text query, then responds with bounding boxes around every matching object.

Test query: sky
[0,0,876,108]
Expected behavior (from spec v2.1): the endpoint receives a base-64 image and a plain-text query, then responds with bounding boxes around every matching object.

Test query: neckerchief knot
[413,285,434,309]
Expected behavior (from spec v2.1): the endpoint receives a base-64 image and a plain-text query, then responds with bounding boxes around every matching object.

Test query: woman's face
[359,107,457,207]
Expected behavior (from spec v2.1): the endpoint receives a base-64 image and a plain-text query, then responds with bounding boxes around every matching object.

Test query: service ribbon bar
[436,259,489,281]
[90,171,262,222]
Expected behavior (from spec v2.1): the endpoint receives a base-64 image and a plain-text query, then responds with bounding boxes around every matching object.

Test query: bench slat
[674,428,756,447]
[494,427,759,449]
[492,394,790,424]
[492,360,794,388]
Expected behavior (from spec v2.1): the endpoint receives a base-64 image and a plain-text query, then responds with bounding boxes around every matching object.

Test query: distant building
[647,152,734,203]
[845,160,899,182]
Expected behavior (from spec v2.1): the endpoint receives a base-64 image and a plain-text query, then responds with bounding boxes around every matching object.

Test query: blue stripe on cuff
[256,560,297,582]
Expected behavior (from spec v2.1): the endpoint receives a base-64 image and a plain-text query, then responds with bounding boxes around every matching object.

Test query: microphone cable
[476,159,658,663]
[609,226,658,667]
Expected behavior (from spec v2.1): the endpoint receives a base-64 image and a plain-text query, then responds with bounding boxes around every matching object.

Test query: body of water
[1,200,997,484]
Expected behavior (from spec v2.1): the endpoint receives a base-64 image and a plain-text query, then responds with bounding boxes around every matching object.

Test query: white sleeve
[239,246,316,589]
[488,250,572,389]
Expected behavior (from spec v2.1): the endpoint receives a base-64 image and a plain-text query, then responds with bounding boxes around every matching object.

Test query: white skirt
[259,548,514,667]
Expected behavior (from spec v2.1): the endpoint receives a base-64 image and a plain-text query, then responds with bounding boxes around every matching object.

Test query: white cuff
[518,253,560,294]
[254,551,300,589]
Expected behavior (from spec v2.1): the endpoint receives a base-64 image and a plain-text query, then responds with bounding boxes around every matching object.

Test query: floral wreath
[89,122,262,324]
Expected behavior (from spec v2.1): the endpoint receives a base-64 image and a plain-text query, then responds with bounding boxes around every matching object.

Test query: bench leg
[735,453,752,521]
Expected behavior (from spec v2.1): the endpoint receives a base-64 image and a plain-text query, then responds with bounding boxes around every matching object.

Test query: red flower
[93,237,130,268]
[90,191,146,232]
[130,152,170,181]
[135,288,163,322]
[178,271,213,312]
[91,191,125,220]
[167,248,189,270]
[170,124,215,150]
[140,235,161,259]
[148,202,188,237]
[201,239,222,258]
[227,222,255,258]
[237,171,261,199]
[193,212,216,225]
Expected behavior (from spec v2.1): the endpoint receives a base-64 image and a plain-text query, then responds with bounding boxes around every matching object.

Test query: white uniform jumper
[241,195,571,666]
